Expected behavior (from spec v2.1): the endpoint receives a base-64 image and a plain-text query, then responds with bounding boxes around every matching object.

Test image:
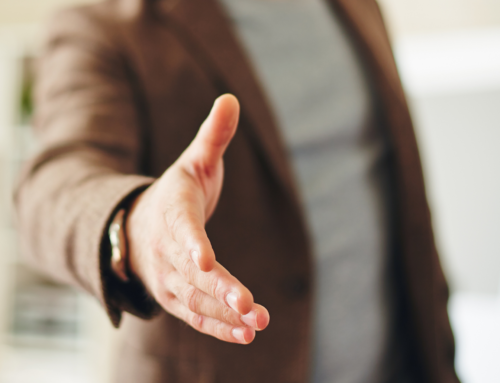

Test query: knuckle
[190,314,204,331]
[149,237,163,262]
[184,286,200,313]
[214,320,227,339]
[178,256,194,279]
[155,269,169,291]
[168,281,182,298]
[165,291,177,304]
[161,298,180,318]
[160,292,176,312]
[220,306,235,324]
[192,160,217,180]
[209,276,223,301]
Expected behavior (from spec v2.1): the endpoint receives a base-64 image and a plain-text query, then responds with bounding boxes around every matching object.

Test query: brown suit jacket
[15,0,459,382]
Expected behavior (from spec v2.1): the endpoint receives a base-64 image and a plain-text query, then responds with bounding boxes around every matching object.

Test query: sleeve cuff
[92,175,161,327]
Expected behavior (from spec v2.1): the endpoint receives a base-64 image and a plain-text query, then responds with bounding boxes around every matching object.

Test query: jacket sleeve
[14,7,160,327]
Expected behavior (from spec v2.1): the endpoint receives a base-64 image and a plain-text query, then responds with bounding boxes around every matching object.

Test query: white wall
[394,28,500,383]
[394,29,500,295]
[0,0,98,25]
[378,0,500,36]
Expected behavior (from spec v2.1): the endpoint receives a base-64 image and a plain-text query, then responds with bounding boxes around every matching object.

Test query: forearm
[15,148,155,325]
[12,6,165,325]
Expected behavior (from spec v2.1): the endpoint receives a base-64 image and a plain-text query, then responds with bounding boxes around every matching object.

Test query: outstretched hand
[126,94,270,344]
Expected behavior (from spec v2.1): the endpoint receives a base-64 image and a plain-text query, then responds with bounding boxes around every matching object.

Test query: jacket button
[286,276,310,299]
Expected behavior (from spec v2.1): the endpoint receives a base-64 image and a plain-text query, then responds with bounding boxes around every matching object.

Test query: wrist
[124,190,148,285]
[108,188,147,283]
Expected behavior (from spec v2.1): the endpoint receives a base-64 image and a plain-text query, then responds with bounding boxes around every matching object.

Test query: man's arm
[15,7,156,326]
[125,95,269,344]
[14,7,268,343]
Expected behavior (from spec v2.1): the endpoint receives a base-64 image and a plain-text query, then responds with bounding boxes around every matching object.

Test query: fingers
[163,294,256,344]
[164,271,242,326]
[164,242,254,315]
[160,209,254,315]
[163,271,270,330]
[181,94,240,175]
[240,304,270,331]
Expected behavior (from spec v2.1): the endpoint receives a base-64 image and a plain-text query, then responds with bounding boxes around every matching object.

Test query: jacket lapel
[154,0,440,379]
[327,0,424,186]
[156,0,409,200]
[329,1,440,378]
[155,0,419,208]
[328,0,407,104]
[157,0,300,203]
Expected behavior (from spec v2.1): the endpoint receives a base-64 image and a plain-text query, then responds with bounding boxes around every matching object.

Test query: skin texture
[126,94,270,344]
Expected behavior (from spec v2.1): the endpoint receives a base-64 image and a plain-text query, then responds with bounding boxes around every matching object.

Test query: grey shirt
[219,0,398,382]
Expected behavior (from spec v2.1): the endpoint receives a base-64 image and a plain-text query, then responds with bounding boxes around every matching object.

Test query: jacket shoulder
[42,0,154,49]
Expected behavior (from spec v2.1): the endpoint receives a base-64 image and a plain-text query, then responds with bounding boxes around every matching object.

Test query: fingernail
[257,309,270,330]
[190,250,200,269]
[240,310,257,328]
[232,327,246,344]
[226,292,239,313]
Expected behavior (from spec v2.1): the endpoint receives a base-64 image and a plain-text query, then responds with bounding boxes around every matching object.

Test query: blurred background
[0,0,499,382]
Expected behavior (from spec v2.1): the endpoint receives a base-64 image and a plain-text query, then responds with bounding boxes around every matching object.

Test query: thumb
[182,94,240,171]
